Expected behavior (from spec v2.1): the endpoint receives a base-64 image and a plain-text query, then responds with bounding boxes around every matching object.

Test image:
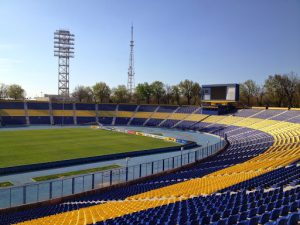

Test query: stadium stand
[75,103,96,124]
[115,105,138,125]
[145,118,163,127]
[175,105,199,114]
[118,104,137,111]
[97,104,117,125]
[157,105,178,112]
[233,108,264,117]
[129,118,147,126]
[27,102,51,124]
[51,103,75,125]
[137,105,158,112]
[0,101,26,125]
[0,101,25,109]
[98,104,117,111]
[115,117,131,125]
[0,104,300,225]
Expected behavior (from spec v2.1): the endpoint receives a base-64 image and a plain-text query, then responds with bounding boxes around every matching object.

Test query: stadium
[1,1,300,225]
[0,99,300,224]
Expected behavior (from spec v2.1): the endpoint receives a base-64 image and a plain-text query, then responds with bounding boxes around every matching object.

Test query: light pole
[181,147,184,166]
[206,140,210,156]
[125,157,130,181]
[62,96,65,126]
[54,29,74,96]
[126,157,130,168]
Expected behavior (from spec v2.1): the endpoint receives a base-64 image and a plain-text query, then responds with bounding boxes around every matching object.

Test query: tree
[0,83,8,99]
[264,75,287,107]
[164,84,172,104]
[171,85,181,105]
[72,85,93,102]
[256,86,265,106]
[135,82,153,104]
[297,81,300,107]
[7,84,25,100]
[191,82,201,105]
[240,80,260,106]
[179,79,194,105]
[111,85,129,103]
[280,72,298,107]
[151,81,165,104]
[92,82,111,103]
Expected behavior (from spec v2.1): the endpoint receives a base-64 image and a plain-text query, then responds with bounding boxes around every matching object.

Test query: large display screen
[202,84,239,101]
[211,86,227,100]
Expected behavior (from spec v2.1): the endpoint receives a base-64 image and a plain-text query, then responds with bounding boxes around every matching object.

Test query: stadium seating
[0,101,27,125]
[51,103,73,110]
[233,108,264,117]
[29,116,51,124]
[0,116,26,125]
[98,117,113,125]
[77,116,96,124]
[75,105,96,124]
[115,117,131,125]
[27,102,51,125]
[27,102,49,110]
[53,116,74,125]
[271,110,300,122]
[0,105,300,225]
[98,104,117,111]
[145,118,163,127]
[133,112,153,119]
[160,119,179,128]
[76,103,96,110]
[157,105,178,112]
[137,105,158,112]
[0,101,25,109]
[118,104,137,111]
[115,110,136,125]
[175,106,199,114]
[130,118,147,126]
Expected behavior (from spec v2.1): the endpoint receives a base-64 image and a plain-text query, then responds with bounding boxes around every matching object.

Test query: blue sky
[0,0,299,98]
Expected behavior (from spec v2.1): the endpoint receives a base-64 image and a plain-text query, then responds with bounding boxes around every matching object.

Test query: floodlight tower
[54,30,75,96]
[127,25,135,94]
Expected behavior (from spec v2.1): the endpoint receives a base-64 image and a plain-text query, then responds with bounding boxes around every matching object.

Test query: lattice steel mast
[127,25,135,94]
[54,30,75,96]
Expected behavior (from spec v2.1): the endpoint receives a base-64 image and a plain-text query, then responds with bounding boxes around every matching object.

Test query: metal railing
[0,140,226,209]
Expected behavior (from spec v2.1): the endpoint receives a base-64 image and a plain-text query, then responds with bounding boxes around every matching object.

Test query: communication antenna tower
[54,29,75,96]
[127,25,135,94]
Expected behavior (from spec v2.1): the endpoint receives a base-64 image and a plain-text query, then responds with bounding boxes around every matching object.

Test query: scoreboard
[202,84,239,102]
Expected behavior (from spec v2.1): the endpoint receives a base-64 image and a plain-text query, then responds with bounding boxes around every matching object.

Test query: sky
[0,0,299,98]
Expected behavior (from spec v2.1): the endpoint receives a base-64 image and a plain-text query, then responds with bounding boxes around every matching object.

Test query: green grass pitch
[0,128,178,168]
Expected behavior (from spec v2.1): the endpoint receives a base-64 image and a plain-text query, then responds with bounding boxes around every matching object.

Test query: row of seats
[1,104,300,128]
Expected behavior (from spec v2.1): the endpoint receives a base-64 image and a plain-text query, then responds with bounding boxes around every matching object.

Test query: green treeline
[1,72,299,107]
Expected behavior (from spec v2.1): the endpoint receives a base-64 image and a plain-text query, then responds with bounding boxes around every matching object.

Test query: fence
[0,140,226,209]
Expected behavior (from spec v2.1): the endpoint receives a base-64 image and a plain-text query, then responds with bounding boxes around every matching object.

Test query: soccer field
[0,127,178,168]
